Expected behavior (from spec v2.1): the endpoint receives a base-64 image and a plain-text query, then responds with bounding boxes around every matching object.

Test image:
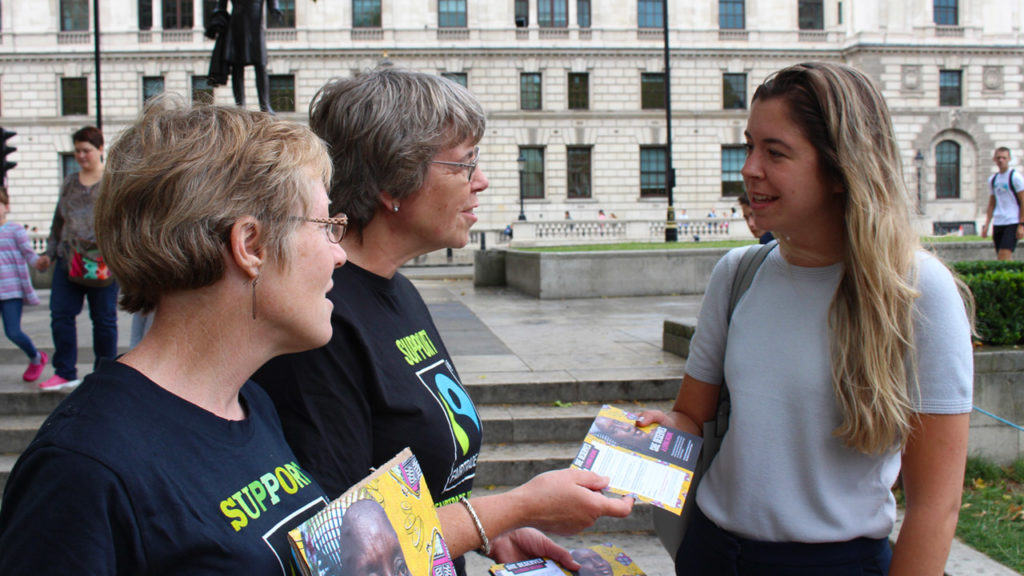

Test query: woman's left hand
[489,528,580,571]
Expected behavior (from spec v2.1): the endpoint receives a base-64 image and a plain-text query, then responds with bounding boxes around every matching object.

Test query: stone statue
[205,0,282,113]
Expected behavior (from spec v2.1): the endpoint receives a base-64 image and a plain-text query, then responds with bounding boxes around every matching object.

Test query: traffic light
[0,127,15,185]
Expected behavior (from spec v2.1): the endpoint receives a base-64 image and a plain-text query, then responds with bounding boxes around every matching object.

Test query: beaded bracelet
[459,497,491,555]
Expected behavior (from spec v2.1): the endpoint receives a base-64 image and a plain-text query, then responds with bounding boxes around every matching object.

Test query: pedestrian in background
[737,192,774,244]
[0,186,47,382]
[254,68,632,576]
[981,146,1024,261]
[0,97,346,574]
[34,126,118,391]
[640,62,973,575]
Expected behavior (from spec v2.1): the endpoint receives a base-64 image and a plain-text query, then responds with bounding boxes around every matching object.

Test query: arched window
[935,140,960,199]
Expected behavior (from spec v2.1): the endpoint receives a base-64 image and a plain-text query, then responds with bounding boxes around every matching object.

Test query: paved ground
[3,266,1018,575]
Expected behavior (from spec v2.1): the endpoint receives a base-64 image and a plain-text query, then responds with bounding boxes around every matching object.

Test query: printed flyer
[571,404,702,515]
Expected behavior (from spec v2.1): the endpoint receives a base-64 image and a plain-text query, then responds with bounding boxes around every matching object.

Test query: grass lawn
[957,457,1024,572]
[518,236,986,252]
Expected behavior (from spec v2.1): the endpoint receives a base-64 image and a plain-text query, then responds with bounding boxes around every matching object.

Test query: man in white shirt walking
[982,147,1024,260]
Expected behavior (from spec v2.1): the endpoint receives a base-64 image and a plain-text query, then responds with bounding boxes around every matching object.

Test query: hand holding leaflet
[571,405,702,515]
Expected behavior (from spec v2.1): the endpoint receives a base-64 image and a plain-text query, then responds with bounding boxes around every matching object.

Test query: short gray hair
[309,68,486,235]
[96,95,332,313]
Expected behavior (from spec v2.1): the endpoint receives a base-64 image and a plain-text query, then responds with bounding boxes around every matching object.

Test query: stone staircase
[466,375,678,534]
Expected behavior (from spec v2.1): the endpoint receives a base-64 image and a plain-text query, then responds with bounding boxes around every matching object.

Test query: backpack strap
[711,240,779,437]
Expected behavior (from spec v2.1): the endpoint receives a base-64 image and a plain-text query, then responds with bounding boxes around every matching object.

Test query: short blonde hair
[95,95,331,313]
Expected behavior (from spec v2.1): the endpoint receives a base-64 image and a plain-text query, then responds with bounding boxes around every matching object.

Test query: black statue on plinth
[206,0,282,113]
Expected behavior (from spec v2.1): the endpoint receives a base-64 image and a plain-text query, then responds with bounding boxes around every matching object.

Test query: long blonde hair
[753,62,935,454]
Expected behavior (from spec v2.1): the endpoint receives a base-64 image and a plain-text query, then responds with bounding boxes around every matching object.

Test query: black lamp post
[517,152,527,221]
[914,150,924,214]
[662,0,677,241]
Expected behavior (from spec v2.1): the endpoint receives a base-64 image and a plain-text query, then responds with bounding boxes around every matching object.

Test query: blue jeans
[0,298,38,360]
[676,505,892,575]
[49,257,119,380]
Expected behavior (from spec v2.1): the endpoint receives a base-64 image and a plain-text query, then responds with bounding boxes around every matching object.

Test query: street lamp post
[662,0,677,241]
[914,150,924,214]
[517,152,527,221]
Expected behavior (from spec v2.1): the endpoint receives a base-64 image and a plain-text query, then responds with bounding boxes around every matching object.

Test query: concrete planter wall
[479,241,1023,299]
[664,320,1024,465]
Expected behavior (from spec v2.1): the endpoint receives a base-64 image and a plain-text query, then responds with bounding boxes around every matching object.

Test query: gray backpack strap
[652,240,778,556]
[711,239,778,438]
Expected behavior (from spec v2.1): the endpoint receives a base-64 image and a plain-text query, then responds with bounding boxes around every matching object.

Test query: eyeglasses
[299,214,348,243]
[430,146,480,182]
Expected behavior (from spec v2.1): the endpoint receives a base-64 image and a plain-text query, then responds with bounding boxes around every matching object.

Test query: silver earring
[251,276,259,320]
[392,203,399,213]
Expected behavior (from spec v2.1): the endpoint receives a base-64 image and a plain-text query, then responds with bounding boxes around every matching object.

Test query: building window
[723,73,746,109]
[939,70,961,107]
[61,0,89,31]
[538,0,567,27]
[798,0,824,29]
[515,0,528,27]
[439,0,467,27]
[61,77,88,116]
[521,73,542,110]
[568,73,589,110]
[567,147,592,199]
[640,147,667,198]
[721,146,746,197]
[520,147,545,199]
[577,0,590,27]
[353,0,381,27]
[142,76,165,104]
[139,0,153,30]
[267,0,295,28]
[163,0,193,29]
[191,75,214,104]
[442,72,468,88]
[61,153,80,180]
[638,0,663,28]
[935,141,960,199]
[269,74,295,112]
[641,73,665,109]
[934,0,957,25]
[719,0,744,29]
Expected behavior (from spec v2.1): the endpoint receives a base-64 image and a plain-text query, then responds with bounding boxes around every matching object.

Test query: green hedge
[951,261,1024,345]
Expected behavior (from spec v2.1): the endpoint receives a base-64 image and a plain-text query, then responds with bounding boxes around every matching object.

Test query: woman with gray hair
[254,68,633,575]
[0,98,347,574]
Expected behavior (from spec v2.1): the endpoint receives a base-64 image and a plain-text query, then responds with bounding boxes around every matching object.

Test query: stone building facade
[0,0,1021,235]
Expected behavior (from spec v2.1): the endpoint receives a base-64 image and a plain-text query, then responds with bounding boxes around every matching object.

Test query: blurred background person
[35,126,118,391]
[737,192,773,244]
[0,186,47,382]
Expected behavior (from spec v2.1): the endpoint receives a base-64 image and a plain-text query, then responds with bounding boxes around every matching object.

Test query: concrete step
[476,441,579,487]
[0,414,46,454]
[479,401,672,444]
[463,373,680,405]
[0,363,90,416]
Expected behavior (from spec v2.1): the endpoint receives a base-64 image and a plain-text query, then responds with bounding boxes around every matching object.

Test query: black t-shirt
[254,263,483,568]
[0,361,328,575]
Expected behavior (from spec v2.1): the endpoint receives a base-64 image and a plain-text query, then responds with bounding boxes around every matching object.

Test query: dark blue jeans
[676,505,892,576]
[0,298,38,360]
[49,257,119,380]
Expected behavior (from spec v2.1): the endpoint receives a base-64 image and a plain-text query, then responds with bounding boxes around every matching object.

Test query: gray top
[45,172,101,261]
[685,246,973,543]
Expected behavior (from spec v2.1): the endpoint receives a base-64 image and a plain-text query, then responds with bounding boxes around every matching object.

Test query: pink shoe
[23,351,48,382]
[39,373,80,392]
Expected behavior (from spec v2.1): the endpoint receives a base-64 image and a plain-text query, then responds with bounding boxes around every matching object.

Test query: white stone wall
[0,0,1021,234]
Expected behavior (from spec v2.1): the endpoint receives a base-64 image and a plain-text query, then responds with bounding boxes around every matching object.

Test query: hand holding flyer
[571,405,702,515]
